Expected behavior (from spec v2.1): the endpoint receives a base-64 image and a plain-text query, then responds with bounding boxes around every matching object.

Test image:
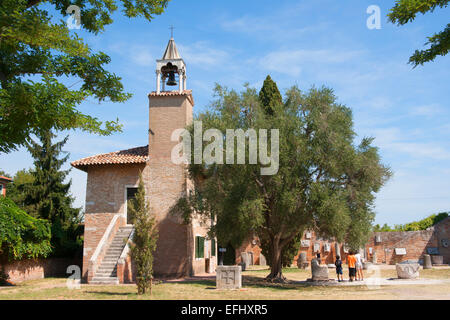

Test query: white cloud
[373,127,450,161]
[178,42,232,69]
[257,49,363,77]
[410,104,446,118]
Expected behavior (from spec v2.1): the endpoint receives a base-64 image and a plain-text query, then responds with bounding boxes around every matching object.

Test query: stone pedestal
[372,251,377,264]
[423,254,432,269]
[216,265,242,290]
[311,258,329,281]
[431,255,444,265]
[241,252,251,270]
[259,254,267,266]
[396,263,420,279]
[297,252,308,269]
[363,262,373,270]
[335,243,340,258]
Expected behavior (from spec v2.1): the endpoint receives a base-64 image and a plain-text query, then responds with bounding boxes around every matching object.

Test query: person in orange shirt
[347,251,357,282]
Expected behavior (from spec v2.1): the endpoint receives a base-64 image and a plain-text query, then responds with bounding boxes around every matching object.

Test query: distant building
[0,175,13,197]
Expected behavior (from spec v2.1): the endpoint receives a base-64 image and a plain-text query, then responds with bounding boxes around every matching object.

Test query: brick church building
[72,37,216,284]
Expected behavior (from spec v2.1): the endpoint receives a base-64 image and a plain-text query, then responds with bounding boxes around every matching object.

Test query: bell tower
[145,36,211,277]
[155,37,187,94]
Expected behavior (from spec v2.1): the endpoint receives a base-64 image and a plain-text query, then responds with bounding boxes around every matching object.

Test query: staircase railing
[88,214,122,281]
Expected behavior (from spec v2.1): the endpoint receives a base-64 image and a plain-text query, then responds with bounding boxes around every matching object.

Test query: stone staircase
[90,226,134,284]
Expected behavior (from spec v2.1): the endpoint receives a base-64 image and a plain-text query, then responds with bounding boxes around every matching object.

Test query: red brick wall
[435,217,450,264]
[2,258,81,283]
[365,230,438,264]
[237,221,449,267]
[235,235,263,265]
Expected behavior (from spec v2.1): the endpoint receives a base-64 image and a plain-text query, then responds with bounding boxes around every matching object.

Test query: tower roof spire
[162,37,181,60]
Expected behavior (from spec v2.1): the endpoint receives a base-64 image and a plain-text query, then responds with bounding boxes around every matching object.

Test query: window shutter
[195,236,200,258]
[199,237,205,258]
[211,239,216,256]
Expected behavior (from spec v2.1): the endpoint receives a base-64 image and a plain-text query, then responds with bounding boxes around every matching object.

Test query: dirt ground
[0,265,449,300]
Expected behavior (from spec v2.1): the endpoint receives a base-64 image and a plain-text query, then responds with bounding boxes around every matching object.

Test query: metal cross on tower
[169,25,175,38]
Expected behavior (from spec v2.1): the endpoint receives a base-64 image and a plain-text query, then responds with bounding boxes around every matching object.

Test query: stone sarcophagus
[396,263,420,279]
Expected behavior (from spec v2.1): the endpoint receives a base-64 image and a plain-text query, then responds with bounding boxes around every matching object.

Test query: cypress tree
[259,75,283,115]
[129,172,158,295]
[24,130,82,257]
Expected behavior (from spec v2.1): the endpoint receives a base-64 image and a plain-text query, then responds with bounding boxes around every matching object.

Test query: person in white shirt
[354,252,364,281]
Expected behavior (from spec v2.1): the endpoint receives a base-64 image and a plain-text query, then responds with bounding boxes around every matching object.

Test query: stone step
[105,250,123,254]
[97,268,117,273]
[91,276,119,280]
[107,246,125,249]
[95,272,117,277]
[97,269,116,274]
[104,254,122,258]
[90,278,119,285]
[100,260,118,263]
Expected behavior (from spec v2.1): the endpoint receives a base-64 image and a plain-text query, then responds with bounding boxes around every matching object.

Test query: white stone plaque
[300,240,310,247]
[395,248,407,255]
[314,242,320,252]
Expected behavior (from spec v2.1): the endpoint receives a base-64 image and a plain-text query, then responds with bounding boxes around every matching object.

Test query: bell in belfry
[166,71,177,86]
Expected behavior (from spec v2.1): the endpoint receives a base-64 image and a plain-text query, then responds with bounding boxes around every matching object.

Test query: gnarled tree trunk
[265,236,287,282]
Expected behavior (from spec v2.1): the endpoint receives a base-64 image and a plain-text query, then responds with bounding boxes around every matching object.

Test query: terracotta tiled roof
[0,176,12,182]
[148,90,192,97]
[149,90,194,105]
[71,145,148,171]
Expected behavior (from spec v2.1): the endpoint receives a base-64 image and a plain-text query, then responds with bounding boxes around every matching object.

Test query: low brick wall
[235,217,450,266]
[365,230,438,264]
[2,258,82,283]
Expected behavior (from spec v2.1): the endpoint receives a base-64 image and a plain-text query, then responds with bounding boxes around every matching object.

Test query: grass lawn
[1,266,449,300]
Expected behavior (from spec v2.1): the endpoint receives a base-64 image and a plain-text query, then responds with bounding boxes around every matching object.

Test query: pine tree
[129,172,158,295]
[259,75,283,116]
[24,129,82,257]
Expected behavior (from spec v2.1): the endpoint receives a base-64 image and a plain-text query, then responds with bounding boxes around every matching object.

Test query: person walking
[335,255,344,282]
[355,251,364,281]
[347,251,357,282]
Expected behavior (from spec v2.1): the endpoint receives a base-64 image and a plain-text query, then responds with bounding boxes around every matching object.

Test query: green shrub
[0,197,52,262]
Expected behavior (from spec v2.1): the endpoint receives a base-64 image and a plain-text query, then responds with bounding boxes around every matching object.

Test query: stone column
[423,254,432,269]
[335,242,340,258]
[297,252,307,269]
[156,70,161,94]
[178,71,183,93]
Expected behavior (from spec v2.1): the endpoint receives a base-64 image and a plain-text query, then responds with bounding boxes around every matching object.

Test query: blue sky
[1,0,449,226]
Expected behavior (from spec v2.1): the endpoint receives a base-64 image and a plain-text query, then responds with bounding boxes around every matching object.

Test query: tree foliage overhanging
[388,0,449,66]
[174,81,391,281]
[0,0,170,153]
[0,196,52,262]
